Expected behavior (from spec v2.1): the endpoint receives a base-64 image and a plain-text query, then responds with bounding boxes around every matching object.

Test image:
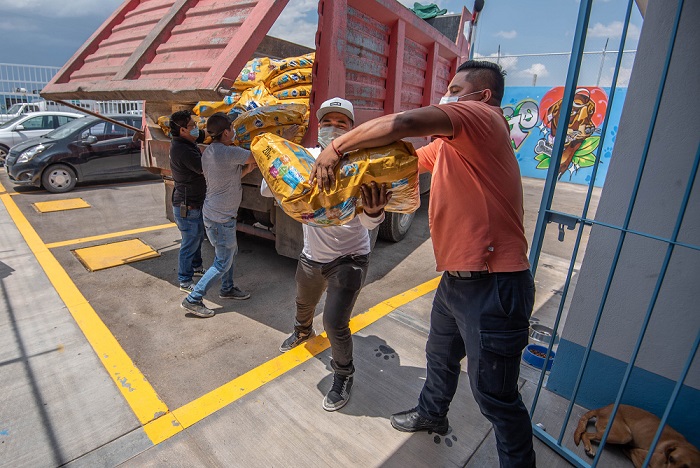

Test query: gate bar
[528,0,592,275]
[591,2,685,465]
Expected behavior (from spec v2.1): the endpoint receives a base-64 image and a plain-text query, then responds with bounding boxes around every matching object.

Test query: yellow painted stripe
[170,276,441,431]
[0,183,168,426]
[46,223,176,249]
[143,412,183,445]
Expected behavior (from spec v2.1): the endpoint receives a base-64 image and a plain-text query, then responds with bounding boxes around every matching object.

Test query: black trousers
[418,270,536,468]
[294,253,369,376]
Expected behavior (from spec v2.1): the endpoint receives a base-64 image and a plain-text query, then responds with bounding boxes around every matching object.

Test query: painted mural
[502,86,626,187]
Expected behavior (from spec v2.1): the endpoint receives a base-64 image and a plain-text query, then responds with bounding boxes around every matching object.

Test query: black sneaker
[219,286,250,300]
[323,373,353,411]
[181,298,215,318]
[279,329,316,352]
[193,267,206,277]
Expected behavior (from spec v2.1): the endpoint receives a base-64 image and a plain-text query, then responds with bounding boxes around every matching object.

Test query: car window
[19,116,46,130]
[81,122,106,139]
[56,115,75,127]
[0,115,24,129]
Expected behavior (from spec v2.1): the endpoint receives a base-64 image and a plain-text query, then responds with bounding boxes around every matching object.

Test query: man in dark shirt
[169,110,207,292]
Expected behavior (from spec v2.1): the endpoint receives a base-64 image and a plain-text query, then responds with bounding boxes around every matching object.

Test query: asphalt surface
[0,170,608,467]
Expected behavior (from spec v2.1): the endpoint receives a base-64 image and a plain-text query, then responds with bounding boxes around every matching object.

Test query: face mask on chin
[439,89,486,105]
[317,126,347,149]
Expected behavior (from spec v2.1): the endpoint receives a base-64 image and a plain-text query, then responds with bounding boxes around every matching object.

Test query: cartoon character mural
[503,86,613,185]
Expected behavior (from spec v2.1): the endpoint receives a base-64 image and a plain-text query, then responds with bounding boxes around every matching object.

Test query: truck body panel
[41,0,468,257]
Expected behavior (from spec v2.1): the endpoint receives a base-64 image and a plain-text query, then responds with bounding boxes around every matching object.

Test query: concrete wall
[546,0,700,446]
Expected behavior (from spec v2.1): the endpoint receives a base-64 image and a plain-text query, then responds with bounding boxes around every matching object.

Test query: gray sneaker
[219,286,250,300]
[179,282,195,293]
[279,329,316,352]
[181,298,215,318]
[323,373,353,411]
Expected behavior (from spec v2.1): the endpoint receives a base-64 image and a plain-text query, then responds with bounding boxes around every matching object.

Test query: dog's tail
[574,409,599,446]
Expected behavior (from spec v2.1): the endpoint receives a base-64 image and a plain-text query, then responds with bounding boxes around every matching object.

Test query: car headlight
[17,143,53,163]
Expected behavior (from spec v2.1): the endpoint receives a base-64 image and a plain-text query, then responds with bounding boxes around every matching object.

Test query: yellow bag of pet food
[267,53,315,81]
[192,100,235,117]
[234,84,279,112]
[157,116,171,137]
[233,104,308,149]
[251,134,419,226]
[268,68,313,92]
[233,57,279,91]
[273,85,313,100]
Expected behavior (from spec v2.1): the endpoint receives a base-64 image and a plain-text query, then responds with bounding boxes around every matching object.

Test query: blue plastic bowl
[523,344,555,371]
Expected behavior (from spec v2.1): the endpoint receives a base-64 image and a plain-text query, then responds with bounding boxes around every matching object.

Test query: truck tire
[378,211,415,242]
[42,164,77,193]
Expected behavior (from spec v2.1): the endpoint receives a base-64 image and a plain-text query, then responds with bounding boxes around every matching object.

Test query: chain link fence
[475,50,637,88]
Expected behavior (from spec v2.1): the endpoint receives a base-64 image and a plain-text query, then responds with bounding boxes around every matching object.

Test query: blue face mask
[189,126,200,138]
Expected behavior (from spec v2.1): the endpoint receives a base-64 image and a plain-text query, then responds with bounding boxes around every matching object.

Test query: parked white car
[0,111,84,164]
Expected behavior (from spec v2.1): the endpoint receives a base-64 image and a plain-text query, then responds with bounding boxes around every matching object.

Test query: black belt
[447,270,490,279]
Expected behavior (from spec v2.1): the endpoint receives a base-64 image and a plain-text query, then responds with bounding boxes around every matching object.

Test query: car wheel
[378,211,415,242]
[42,164,77,193]
[0,145,8,166]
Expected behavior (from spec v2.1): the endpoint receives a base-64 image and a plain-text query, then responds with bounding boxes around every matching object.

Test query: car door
[76,120,135,179]
[11,115,54,146]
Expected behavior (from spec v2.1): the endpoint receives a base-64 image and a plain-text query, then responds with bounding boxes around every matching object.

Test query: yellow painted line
[73,239,160,272]
[143,412,183,445]
[168,276,441,432]
[0,183,168,426]
[46,223,176,249]
[33,198,91,213]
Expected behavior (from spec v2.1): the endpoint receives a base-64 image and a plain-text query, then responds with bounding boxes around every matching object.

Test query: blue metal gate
[526,0,699,466]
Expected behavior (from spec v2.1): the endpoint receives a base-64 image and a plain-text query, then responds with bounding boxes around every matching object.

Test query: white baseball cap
[316,97,354,122]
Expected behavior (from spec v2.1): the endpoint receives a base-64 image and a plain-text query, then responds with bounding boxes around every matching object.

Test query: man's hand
[360,181,392,217]
[309,145,341,192]
[281,124,299,141]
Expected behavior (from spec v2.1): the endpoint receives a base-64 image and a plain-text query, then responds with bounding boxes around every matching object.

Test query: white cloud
[588,21,641,40]
[0,0,122,18]
[598,66,634,87]
[517,63,549,78]
[495,30,517,39]
[0,18,38,32]
[268,0,319,48]
[473,52,519,73]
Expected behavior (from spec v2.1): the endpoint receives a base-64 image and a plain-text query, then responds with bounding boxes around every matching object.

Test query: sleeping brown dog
[574,404,700,467]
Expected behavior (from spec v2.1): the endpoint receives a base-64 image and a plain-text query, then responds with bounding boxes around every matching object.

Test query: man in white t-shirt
[261,97,391,411]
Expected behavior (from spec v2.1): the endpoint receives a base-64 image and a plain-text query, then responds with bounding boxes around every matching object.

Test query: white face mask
[318,126,347,149]
[439,89,486,105]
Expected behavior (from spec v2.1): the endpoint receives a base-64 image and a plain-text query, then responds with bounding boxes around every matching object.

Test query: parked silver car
[0,111,84,164]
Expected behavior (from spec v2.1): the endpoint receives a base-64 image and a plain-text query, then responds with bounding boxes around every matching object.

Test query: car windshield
[0,115,25,129]
[42,116,91,139]
[6,104,23,114]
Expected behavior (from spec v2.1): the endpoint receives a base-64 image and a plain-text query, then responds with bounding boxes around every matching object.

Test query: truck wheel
[42,164,77,193]
[378,211,415,242]
[0,145,8,166]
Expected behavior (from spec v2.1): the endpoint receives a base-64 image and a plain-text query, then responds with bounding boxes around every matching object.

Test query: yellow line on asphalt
[45,223,176,249]
[0,182,168,426]
[143,276,441,444]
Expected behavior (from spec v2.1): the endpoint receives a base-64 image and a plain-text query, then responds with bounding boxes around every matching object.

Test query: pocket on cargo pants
[477,328,529,396]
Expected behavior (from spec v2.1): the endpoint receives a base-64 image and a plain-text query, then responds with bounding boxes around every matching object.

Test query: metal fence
[0,63,142,115]
[526,0,698,466]
[476,49,637,88]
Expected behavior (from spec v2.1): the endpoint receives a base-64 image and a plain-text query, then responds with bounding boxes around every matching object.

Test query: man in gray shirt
[182,113,256,318]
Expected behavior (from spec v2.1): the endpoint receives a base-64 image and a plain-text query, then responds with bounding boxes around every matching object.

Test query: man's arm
[310,106,453,191]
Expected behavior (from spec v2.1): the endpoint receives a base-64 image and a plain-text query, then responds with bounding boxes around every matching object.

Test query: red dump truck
[41,0,470,258]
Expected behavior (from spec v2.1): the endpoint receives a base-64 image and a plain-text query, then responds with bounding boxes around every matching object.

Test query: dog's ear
[658,440,677,462]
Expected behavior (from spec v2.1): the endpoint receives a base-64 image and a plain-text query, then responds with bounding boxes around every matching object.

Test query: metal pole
[596,38,609,87]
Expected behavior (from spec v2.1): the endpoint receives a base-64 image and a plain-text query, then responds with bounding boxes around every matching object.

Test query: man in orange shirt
[310,61,535,468]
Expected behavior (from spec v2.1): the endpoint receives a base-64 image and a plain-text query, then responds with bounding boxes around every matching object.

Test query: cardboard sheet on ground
[251,134,420,226]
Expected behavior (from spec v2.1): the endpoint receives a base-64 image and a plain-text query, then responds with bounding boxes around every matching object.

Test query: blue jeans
[173,206,204,284]
[417,270,536,468]
[187,217,238,303]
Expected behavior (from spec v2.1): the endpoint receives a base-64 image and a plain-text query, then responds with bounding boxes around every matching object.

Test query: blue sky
[0,0,643,83]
